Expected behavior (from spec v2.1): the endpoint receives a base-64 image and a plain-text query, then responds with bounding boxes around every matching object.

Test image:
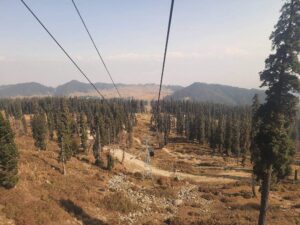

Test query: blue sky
[0,0,283,88]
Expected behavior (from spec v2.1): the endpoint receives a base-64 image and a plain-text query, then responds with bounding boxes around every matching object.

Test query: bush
[201,193,214,201]
[191,219,239,225]
[102,192,138,213]
[164,217,189,225]
[134,172,143,180]
[293,203,300,209]
[106,154,114,171]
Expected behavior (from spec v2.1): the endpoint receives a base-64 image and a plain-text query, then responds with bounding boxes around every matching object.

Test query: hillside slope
[0,82,54,98]
[0,81,182,100]
[167,82,265,105]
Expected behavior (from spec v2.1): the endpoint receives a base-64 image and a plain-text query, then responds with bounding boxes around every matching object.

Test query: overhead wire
[20,0,174,124]
[20,0,107,102]
[70,0,132,119]
[156,0,175,114]
[71,0,122,98]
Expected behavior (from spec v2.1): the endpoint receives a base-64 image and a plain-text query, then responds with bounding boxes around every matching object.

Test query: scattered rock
[173,199,183,206]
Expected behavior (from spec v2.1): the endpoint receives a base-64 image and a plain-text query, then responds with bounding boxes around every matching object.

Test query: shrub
[102,192,138,213]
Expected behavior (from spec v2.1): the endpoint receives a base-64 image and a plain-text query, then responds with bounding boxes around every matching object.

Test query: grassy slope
[0,115,299,225]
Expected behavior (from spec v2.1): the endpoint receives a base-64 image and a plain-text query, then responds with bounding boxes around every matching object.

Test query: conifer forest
[0,0,299,225]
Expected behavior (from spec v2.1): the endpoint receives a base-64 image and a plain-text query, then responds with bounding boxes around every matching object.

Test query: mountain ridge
[0,80,265,104]
[0,80,182,100]
[167,82,265,105]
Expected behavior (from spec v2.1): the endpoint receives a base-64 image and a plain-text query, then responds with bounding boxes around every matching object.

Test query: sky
[0,0,283,88]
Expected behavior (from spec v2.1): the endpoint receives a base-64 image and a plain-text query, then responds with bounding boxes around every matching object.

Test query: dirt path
[107,113,250,183]
[108,147,242,184]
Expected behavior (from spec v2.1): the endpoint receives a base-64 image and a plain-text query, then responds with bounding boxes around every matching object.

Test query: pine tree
[79,113,88,152]
[0,113,19,188]
[209,121,217,153]
[253,1,300,224]
[93,126,102,167]
[21,115,27,135]
[14,100,22,120]
[163,114,171,145]
[216,115,225,153]
[205,113,212,145]
[47,113,55,141]
[240,116,251,166]
[224,115,232,156]
[58,100,73,175]
[128,119,134,148]
[250,94,260,198]
[70,116,80,155]
[198,111,206,145]
[107,151,114,171]
[232,115,241,163]
[31,113,48,150]
[176,111,184,135]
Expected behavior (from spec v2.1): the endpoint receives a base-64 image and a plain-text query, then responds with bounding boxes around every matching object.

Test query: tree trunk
[295,169,298,181]
[251,172,257,198]
[258,165,272,225]
[62,162,66,175]
[121,149,125,164]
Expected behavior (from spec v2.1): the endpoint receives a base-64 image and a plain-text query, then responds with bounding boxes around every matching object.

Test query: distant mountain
[0,81,265,104]
[0,80,182,100]
[0,82,54,98]
[166,82,265,105]
[54,80,96,96]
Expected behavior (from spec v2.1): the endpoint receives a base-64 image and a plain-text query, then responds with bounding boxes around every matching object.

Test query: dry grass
[1,114,300,225]
[102,192,139,213]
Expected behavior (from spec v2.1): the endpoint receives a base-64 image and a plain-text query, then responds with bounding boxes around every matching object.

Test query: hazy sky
[0,0,283,88]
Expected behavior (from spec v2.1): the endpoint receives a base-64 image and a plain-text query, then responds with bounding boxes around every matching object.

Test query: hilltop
[167,82,265,105]
[0,80,182,101]
[0,80,265,105]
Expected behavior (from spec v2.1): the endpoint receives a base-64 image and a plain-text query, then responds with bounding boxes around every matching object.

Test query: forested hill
[166,82,265,105]
[0,80,265,104]
[0,80,182,100]
[0,82,54,98]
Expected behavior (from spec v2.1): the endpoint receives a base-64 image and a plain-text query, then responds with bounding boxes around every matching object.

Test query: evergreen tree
[253,1,300,224]
[107,152,114,171]
[163,114,171,145]
[127,119,134,148]
[71,136,80,156]
[232,115,241,163]
[70,116,80,155]
[251,95,261,163]
[240,116,251,166]
[216,115,225,153]
[58,100,73,175]
[224,115,232,156]
[21,115,27,135]
[14,100,22,120]
[31,113,48,150]
[93,125,102,167]
[250,94,261,198]
[205,113,212,145]
[176,111,184,135]
[198,111,206,145]
[209,121,217,152]
[0,113,19,188]
[47,113,55,141]
[79,113,88,152]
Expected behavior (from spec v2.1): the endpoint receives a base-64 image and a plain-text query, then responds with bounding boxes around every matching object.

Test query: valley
[0,113,299,225]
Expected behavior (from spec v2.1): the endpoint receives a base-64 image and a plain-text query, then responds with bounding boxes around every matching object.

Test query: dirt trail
[109,148,240,184]
[107,113,250,183]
